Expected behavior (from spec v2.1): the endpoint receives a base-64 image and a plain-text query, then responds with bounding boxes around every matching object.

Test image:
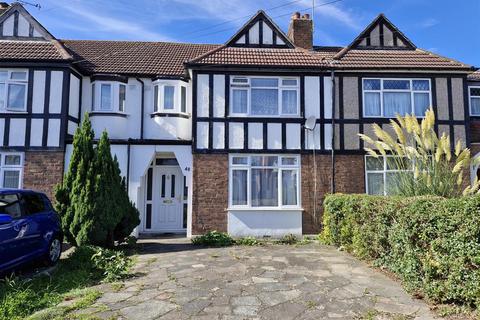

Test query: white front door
[151,166,184,231]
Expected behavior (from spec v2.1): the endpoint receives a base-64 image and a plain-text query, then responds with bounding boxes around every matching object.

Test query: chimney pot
[288,11,313,50]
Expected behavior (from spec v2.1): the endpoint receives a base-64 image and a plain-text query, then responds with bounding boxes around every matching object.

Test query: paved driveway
[88,238,435,319]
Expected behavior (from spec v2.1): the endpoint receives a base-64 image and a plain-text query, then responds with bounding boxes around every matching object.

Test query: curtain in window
[7,84,25,110]
[232,89,247,113]
[414,92,429,116]
[471,97,480,115]
[164,86,175,110]
[251,89,278,115]
[364,92,381,116]
[3,170,19,188]
[232,170,247,205]
[383,92,411,117]
[367,172,384,195]
[251,168,278,206]
[282,90,297,114]
[282,170,297,205]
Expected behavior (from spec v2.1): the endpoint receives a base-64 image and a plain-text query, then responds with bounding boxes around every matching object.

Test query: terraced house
[0,2,476,237]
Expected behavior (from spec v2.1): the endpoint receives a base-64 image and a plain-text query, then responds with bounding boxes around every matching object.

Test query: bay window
[153,82,187,113]
[365,155,412,195]
[0,152,23,189]
[229,155,300,208]
[230,77,299,116]
[0,69,28,112]
[469,87,480,116]
[363,78,431,117]
[91,81,127,113]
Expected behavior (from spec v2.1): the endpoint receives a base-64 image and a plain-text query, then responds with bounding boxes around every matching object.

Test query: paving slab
[84,238,436,319]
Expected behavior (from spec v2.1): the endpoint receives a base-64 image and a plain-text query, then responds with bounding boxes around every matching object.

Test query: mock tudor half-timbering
[0,4,477,237]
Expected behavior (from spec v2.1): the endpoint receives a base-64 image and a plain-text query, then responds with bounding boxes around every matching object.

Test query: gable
[0,3,54,40]
[226,10,294,48]
[350,14,415,50]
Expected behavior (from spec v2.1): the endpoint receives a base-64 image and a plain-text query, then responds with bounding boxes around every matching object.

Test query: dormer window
[91,81,127,113]
[0,69,28,112]
[153,82,188,114]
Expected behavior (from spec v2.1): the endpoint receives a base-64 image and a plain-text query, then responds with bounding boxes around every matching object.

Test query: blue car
[0,189,63,274]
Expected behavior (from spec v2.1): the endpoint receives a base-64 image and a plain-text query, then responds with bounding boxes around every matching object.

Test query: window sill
[150,112,190,119]
[0,110,28,114]
[89,111,128,118]
[226,207,303,212]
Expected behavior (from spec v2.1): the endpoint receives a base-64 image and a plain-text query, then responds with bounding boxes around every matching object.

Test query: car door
[18,193,48,258]
[0,193,26,270]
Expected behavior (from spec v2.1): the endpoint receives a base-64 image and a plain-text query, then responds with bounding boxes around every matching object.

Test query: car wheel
[45,237,62,265]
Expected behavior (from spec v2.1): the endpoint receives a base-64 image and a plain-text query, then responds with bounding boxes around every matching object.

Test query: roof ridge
[60,39,219,46]
[185,44,227,65]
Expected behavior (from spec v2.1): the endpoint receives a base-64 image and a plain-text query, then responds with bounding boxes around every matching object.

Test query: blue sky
[26,0,479,67]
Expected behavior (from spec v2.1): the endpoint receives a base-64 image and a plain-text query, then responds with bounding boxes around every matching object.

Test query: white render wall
[228,210,302,237]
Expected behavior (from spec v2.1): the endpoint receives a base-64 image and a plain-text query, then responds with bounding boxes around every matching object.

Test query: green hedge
[321,194,480,308]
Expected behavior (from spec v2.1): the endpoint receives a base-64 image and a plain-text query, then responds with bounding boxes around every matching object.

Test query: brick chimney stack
[287,12,313,50]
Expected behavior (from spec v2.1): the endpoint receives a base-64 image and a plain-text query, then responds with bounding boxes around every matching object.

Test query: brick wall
[192,154,229,234]
[301,154,365,234]
[23,151,64,200]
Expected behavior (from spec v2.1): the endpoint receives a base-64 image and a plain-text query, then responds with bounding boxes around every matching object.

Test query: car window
[0,193,22,219]
[23,193,46,215]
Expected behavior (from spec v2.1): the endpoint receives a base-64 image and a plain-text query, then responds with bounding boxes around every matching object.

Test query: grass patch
[0,246,133,320]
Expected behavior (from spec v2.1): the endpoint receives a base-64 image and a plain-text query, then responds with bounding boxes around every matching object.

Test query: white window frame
[230,76,300,117]
[0,152,24,189]
[228,154,301,209]
[91,81,127,113]
[469,86,480,116]
[365,155,413,196]
[362,78,432,118]
[0,69,28,112]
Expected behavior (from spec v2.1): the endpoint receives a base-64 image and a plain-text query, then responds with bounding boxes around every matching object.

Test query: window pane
[386,172,401,195]
[3,170,20,188]
[100,84,112,110]
[363,79,380,90]
[0,83,4,108]
[471,97,480,115]
[364,92,381,116]
[251,89,278,115]
[471,88,480,97]
[367,172,384,195]
[4,155,20,166]
[7,83,26,110]
[0,194,21,218]
[412,80,429,91]
[232,89,247,113]
[386,157,412,170]
[282,170,297,205]
[251,168,278,207]
[10,71,27,80]
[251,156,277,166]
[0,71,7,81]
[164,86,174,110]
[232,157,248,165]
[181,86,187,113]
[251,78,278,87]
[384,92,411,117]
[282,79,297,86]
[23,194,45,215]
[154,85,159,112]
[281,157,298,166]
[282,90,297,114]
[91,83,95,107]
[232,170,247,205]
[119,85,126,112]
[366,156,383,171]
[383,80,410,90]
[414,92,429,116]
[232,77,248,84]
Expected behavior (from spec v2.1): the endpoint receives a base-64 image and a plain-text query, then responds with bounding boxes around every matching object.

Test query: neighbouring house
[0,2,476,237]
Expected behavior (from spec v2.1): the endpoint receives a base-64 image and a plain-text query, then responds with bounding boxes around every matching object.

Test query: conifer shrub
[321,193,480,308]
[55,114,140,248]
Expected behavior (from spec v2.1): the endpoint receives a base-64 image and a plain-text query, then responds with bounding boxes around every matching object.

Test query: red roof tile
[61,40,219,77]
[468,71,480,81]
[0,40,69,61]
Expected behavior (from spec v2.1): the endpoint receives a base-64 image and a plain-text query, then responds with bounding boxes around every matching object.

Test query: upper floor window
[363,78,431,117]
[91,81,126,113]
[0,152,23,189]
[230,77,299,116]
[0,70,28,112]
[154,83,187,114]
[469,87,480,116]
